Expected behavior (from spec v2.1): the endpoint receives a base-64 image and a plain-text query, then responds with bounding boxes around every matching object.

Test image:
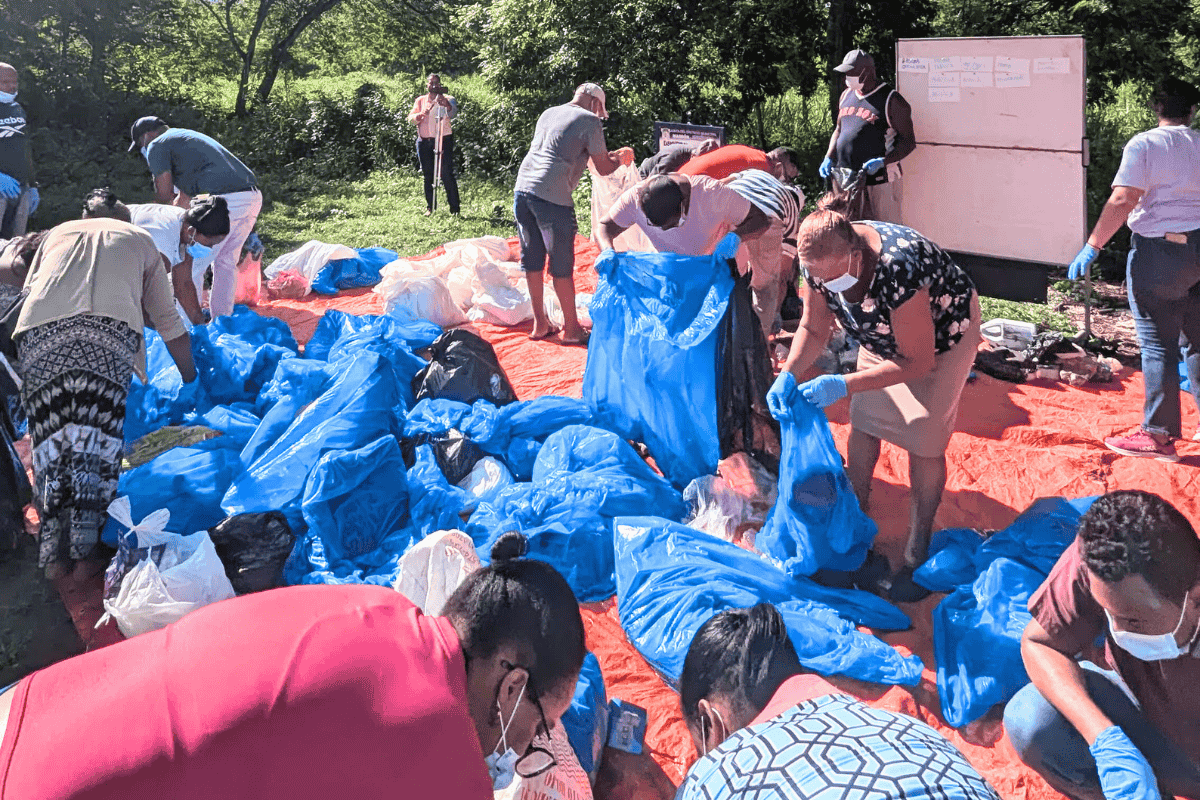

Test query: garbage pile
[973,319,1121,384]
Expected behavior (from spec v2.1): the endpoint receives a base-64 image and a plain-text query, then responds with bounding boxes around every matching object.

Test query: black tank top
[834,84,896,185]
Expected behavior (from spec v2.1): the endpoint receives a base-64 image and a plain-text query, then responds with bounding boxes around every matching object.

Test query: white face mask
[485,681,526,790]
[0,91,16,104]
[845,76,865,93]
[1106,599,1194,661]
[821,251,861,294]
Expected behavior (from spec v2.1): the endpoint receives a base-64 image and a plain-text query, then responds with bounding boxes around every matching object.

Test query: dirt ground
[0,283,1144,688]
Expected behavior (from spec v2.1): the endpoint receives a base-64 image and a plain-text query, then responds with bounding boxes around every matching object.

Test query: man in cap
[513,82,633,345]
[819,49,915,223]
[0,63,39,238]
[679,144,799,184]
[128,116,261,321]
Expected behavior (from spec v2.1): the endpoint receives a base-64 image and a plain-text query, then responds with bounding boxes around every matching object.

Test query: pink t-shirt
[0,585,493,800]
[608,175,750,256]
[749,674,846,727]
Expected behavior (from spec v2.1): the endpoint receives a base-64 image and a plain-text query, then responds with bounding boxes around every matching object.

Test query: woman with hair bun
[766,192,981,602]
[0,532,586,797]
[676,604,1001,800]
[126,194,231,325]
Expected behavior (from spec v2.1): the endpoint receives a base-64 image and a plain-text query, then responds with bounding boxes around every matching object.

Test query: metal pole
[432,105,445,213]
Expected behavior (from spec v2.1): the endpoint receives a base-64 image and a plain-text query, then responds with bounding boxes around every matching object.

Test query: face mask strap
[493,672,527,756]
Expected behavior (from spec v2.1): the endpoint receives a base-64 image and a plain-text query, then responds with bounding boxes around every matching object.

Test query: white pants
[192,188,262,318]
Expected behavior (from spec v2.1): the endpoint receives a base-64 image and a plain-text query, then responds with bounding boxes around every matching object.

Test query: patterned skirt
[17,315,139,567]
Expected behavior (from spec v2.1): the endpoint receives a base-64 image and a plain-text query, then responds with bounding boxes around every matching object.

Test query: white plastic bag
[589,162,654,253]
[99,497,236,638]
[393,530,481,616]
[263,240,357,287]
[375,262,469,327]
[457,456,515,514]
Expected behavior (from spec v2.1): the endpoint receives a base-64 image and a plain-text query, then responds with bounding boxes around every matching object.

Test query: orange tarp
[55,236,1199,800]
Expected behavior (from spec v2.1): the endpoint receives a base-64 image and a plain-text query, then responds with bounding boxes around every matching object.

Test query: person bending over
[597,173,769,256]
[767,190,980,601]
[676,603,1001,799]
[0,533,584,798]
[678,143,799,183]
[513,83,633,345]
[1005,490,1200,800]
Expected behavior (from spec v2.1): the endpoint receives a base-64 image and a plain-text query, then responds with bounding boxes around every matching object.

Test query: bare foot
[529,325,558,341]
[561,326,590,346]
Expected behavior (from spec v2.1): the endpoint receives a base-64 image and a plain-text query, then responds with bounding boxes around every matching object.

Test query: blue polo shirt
[144,128,256,197]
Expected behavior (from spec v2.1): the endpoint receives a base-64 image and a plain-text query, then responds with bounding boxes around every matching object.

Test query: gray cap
[833,49,874,73]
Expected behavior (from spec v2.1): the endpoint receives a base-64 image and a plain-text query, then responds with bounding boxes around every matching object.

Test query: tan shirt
[407,95,454,139]
[16,218,187,379]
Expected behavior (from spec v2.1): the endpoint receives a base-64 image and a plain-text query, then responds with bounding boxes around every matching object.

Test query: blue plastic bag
[125,329,213,443]
[304,313,428,410]
[222,353,404,517]
[102,447,241,546]
[614,516,921,688]
[469,426,686,601]
[191,306,299,406]
[404,398,472,438]
[306,309,441,360]
[583,235,738,487]
[755,393,878,576]
[311,247,398,295]
[927,496,1099,727]
[562,653,608,784]
[406,444,471,536]
[913,528,984,593]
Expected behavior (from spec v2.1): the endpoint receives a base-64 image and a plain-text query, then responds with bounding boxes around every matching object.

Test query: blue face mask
[187,239,214,261]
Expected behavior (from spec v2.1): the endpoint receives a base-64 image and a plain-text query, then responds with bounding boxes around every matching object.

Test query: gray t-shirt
[514,104,607,207]
[1113,125,1200,238]
[145,128,257,198]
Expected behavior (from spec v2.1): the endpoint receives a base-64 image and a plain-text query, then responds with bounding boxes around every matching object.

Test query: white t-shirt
[128,203,186,267]
[607,175,750,256]
[1112,125,1200,237]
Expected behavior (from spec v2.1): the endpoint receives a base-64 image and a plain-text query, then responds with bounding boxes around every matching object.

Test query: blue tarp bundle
[614,516,922,688]
[583,234,738,488]
[468,426,685,601]
[311,247,398,295]
[918,496,1098,727]
[755,391,878,577]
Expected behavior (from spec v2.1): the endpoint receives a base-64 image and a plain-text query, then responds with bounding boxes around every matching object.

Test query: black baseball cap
[128,116,168,151]
[834,49,874,74]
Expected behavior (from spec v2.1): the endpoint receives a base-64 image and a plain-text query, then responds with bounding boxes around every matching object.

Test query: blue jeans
[1004,665,1200,800]
[513,191,577,279]
[1126,232,1200,439]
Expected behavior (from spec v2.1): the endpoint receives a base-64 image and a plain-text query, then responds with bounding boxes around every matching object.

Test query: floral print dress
[807,222,976,359]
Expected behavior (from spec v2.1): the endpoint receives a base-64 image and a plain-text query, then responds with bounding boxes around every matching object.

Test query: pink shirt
[750,674,846,727]
[608,175,750,256]
[0,586,493,800]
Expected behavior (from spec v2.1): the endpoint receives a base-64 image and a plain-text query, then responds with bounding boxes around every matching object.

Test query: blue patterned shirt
[677,694,1001,800]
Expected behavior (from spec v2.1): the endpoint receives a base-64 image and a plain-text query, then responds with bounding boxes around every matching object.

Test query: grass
[979,297,1075,334]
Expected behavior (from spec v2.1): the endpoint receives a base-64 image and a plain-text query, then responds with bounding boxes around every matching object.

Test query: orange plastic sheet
[58,236,1199,800]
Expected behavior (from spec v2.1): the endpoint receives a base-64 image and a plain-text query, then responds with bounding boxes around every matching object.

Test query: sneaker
[1194,430,1200,442]
[1104,429,1179,462]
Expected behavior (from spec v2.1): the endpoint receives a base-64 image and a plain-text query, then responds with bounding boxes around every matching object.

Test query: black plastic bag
[207,512,295,595]
[717,271,781,472]
[412,329,518,406]
[401,427,485,485]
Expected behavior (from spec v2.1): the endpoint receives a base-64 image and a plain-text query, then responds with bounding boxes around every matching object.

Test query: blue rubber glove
[799,375,848,408]
[26,187,39,214]
[244,231,264,257]
[863,157,886,175]
[819,157,833,179]
[1068,244,1099,280]
[766,371,798,422]
[0,172,19,199]
[1089,726,1162,800]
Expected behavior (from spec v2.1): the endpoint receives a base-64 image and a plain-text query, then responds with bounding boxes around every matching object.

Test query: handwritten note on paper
[929,87,961,103]
[900,57,931,73]
[961,71,994,88]
[995,71,1031,88]
[1034,57,1071,74]
[995,57,1030,74]
[959,56,994,73]
[932,56,962,72]
[928,71,961,87]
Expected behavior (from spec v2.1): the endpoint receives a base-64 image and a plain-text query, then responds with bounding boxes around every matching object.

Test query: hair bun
[491,531,528,563]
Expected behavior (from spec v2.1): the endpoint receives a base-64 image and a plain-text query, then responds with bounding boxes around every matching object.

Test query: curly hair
[1079,490,1199,599]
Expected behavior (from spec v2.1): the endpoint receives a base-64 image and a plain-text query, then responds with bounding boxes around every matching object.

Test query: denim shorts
[513,191,578,279]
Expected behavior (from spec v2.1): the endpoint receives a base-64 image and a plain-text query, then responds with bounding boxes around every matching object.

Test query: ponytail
[795,190,859,265]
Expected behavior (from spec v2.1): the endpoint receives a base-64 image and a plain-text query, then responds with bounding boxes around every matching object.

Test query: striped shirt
[726,169,803,252]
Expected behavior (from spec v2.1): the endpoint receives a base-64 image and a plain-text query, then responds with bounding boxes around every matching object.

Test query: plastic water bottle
[980,318,1037,351]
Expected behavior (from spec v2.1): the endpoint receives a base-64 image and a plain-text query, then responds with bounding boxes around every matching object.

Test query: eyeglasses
[503,663,558,779]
